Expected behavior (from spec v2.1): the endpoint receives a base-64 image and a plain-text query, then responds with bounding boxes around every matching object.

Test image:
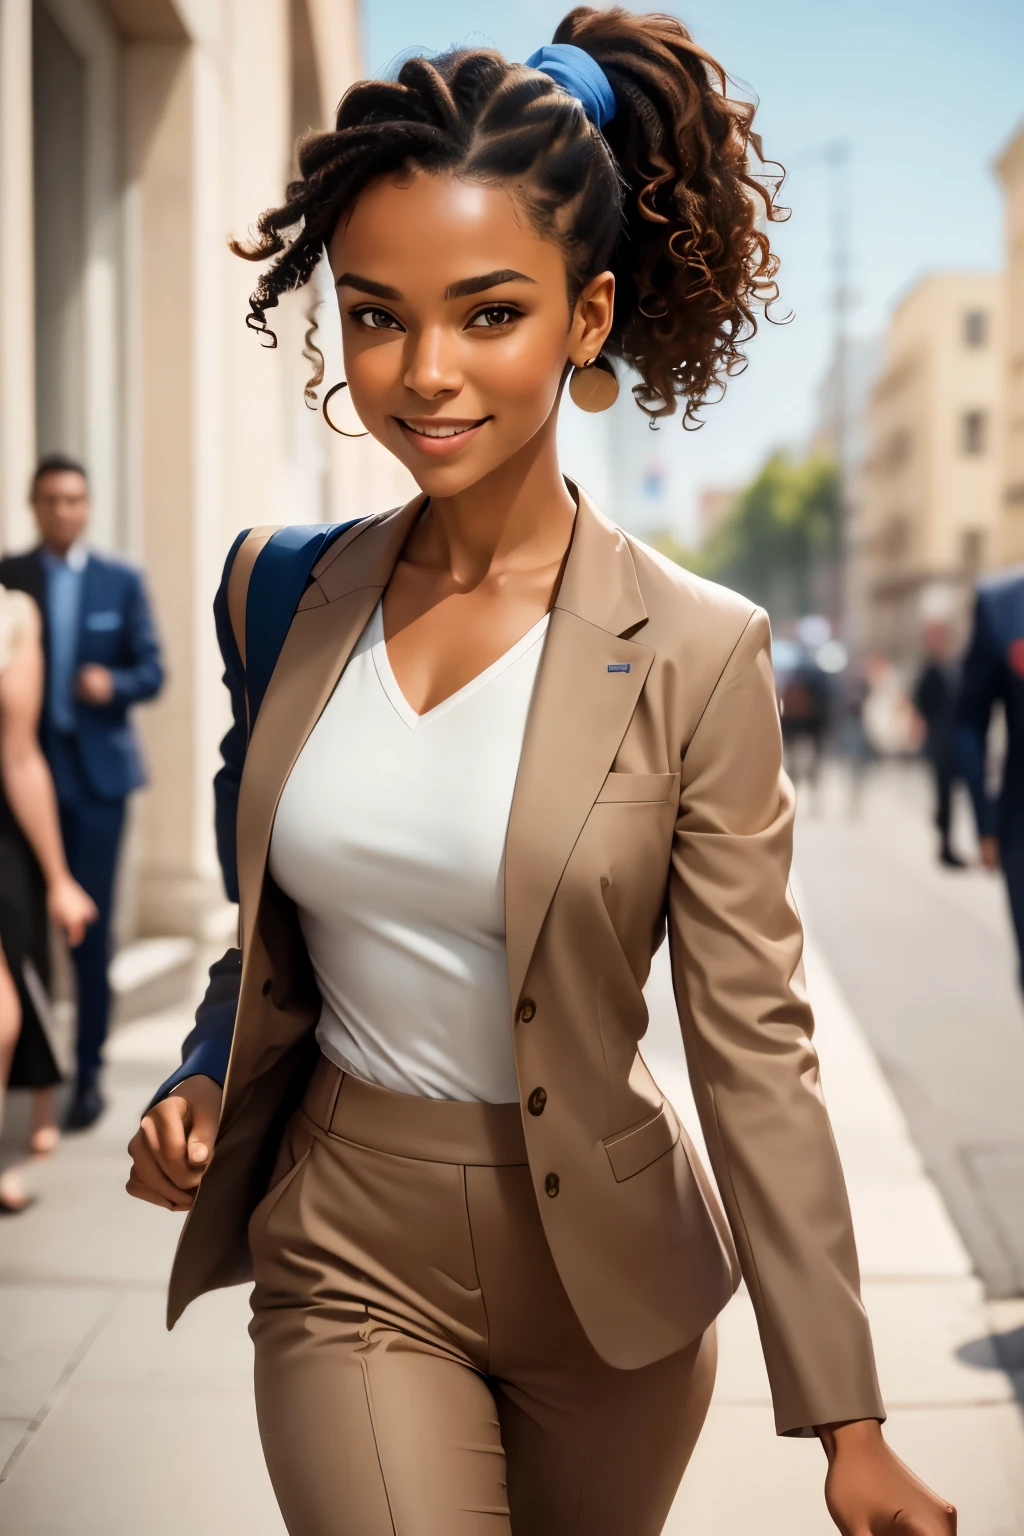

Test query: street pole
[824,140,852,639]
[791,138,853,639]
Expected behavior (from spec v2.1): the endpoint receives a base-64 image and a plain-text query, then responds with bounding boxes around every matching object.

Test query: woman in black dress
[0,585,95,1211]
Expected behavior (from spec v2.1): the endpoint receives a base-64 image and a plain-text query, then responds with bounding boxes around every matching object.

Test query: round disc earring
[568,355,619,413]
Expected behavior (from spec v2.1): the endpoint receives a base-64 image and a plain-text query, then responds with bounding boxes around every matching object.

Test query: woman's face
[327,173,613,496]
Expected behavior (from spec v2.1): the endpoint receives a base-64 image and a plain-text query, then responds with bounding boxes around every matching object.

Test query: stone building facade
[858,272,1003,658]
[0,0,414,944]
[996,121,1024,565]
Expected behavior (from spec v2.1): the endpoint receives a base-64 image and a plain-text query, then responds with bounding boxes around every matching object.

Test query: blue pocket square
[607,663,631,674]
[85,610,122,632]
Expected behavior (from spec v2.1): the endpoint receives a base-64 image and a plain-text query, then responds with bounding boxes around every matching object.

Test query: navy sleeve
[148,533,250,1108]
[956,591,1003,840]
[148,949,242,1106]
[212,531,251,905]
[109,570,165,705]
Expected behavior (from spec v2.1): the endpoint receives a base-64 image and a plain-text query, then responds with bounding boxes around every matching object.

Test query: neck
[42,538,77,560]
[413,411,577,588]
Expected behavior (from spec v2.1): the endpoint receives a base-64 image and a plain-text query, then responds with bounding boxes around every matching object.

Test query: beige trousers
[248,1058,716,1536]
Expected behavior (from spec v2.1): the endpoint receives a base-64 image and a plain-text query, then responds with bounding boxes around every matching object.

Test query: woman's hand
[820,1420,956,1534]
[126,1075,223,1212]
[47,873,98,947]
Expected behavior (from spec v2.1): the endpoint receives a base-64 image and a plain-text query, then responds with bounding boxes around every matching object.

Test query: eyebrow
[335,272,402,300]
[444,269,536,299]
[334,269,536,302]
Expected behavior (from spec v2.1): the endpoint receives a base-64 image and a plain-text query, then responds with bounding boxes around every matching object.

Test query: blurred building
[996,121,1024,563]
[696,486,738,547]
[858,272,1003,658]
[0,0,413,944]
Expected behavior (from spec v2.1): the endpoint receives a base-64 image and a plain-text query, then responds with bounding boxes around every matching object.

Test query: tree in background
[656,454,842,626]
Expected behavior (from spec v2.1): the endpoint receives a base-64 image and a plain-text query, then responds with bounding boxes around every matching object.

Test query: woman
[127,10,955,1533]
[0,585,96,1211]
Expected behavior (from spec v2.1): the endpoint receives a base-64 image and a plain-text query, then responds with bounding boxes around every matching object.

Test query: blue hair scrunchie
[525,43,616,130]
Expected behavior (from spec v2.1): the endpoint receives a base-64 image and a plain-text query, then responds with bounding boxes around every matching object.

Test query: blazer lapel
[235,497,424,949]
[504,490,652,1009]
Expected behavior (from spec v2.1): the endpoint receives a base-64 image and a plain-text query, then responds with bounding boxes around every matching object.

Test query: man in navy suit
[957,567,1024,996]
[0,454,165,1127]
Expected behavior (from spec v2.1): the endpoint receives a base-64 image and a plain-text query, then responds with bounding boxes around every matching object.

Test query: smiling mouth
[398,418,489,439]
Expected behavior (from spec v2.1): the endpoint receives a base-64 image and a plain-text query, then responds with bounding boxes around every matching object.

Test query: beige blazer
[167,489,883,1437]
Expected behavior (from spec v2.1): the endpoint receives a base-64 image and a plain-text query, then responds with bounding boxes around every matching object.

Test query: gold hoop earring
[322,380,369,438]
[568,355,619,413]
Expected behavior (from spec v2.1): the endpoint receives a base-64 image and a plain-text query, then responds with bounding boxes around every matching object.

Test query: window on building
[960,529,985,572]
[964,310,988,348]
[962,410,987,455]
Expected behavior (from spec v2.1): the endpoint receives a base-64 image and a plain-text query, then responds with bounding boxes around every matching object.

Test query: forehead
[35,471,87,496]
[329,172,566,291]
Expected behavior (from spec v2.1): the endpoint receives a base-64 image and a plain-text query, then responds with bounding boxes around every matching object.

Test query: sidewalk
[1,935,1023,1533]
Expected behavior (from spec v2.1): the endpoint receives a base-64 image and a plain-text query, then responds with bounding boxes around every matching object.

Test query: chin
[395,451,505,500]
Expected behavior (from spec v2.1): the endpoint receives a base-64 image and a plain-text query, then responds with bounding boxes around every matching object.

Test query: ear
[569,271,615,366]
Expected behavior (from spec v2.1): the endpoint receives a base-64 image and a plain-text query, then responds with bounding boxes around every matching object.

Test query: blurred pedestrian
[836,657,872,817]
[0,583,95,1211]
[0,454,164,1130]
[778,651,831,806]
[912,620,965,868]
[957,568,1024,990]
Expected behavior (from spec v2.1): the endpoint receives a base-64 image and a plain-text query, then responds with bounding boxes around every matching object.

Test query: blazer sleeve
[668,607,883,1438]
[108,570,165,706]
[148,948,241,1106]
[956,591,1002,840]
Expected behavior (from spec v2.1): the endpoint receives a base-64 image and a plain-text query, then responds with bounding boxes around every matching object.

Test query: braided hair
[231,6,785,428]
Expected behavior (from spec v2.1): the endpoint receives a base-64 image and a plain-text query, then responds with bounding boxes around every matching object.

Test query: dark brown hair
[232,6,786,427]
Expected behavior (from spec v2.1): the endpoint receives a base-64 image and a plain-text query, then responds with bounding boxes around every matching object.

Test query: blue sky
[359,1,1024,536]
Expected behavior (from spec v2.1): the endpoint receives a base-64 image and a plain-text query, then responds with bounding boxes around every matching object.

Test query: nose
[403,325,461,400]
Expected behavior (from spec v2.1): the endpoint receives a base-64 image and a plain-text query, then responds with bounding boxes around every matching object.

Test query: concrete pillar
[0,0,37,553]
[122,39,229,937]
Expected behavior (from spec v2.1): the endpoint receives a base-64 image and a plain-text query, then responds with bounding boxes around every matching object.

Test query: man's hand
[979,835,1000,872]
[820,1420,955,1535]
[47,873,97,947]
[126,1076,223,1212]
[76,663,115,704]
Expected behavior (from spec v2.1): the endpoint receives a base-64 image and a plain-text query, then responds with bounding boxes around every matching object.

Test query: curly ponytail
[556,7,785,424]
[232,6,785,428]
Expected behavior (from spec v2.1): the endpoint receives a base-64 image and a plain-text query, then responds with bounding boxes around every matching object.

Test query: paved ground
[1,764,1023,1531]
[795,759,1024,1300]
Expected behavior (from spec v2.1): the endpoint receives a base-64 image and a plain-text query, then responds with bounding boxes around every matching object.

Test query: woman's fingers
[185,1095,219,1170]
[142,1098,205,1189]
[126,1126,195,1210]
[125,1169,192,1211]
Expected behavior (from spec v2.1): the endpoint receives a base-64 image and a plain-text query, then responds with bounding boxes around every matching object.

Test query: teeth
[404,422,477,438]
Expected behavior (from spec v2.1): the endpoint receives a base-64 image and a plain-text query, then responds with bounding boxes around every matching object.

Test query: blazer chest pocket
[85,610,122,632]
[596,771,679,805]
[603,1103,680,1182]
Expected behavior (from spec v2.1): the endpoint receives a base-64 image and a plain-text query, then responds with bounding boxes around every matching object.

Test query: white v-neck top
[268,600,550,1102]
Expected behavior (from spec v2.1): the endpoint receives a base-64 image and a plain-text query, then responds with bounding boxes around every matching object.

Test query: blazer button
[544,1172,560,1198]
[262,978,272,997]
[517,998,536,1023]
[527,1087,547,1116]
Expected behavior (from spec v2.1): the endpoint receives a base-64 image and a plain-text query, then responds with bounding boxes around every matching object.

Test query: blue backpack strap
[244,521,359,725]
[211,519,359,902]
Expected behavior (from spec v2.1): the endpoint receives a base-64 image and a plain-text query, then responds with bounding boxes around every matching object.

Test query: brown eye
[353,307,403,331]
[468,305,520,329]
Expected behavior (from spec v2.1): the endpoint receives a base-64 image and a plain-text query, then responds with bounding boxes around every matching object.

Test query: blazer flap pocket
[596,771,679,805]
[603,1102,680,1182]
